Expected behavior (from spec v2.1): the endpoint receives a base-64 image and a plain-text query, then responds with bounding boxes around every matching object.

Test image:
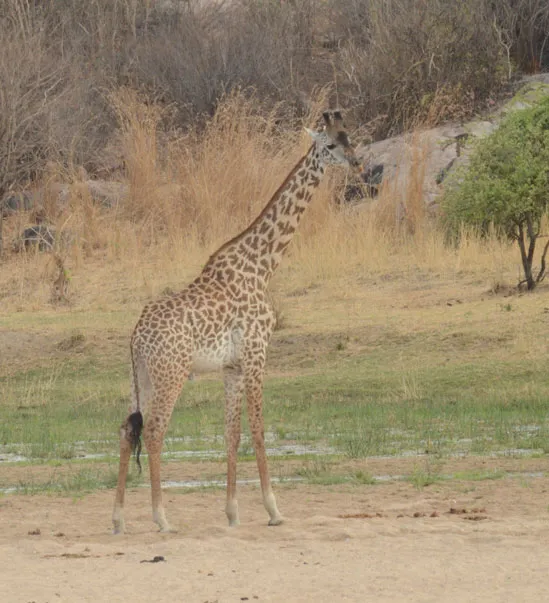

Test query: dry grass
[0,91,521,315]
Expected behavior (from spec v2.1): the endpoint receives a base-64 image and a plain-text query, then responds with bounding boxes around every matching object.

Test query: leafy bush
[442,98,549,290]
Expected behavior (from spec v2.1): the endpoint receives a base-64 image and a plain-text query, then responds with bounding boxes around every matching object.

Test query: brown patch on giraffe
[280,202,292,216]
[277,222,294,236]
[249,236,259,250]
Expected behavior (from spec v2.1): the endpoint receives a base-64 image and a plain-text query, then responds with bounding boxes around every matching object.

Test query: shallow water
[0,439,337,464]
[0,428,543,465]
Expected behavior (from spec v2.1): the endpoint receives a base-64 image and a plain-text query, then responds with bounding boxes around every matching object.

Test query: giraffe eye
[326,144,336,150]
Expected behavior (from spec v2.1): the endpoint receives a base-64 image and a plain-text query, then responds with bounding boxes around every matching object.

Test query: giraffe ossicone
[112,110,361,534]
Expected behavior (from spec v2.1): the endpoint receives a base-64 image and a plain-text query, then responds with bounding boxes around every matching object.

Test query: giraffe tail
[128,339,144,472]
[126,411,144,473]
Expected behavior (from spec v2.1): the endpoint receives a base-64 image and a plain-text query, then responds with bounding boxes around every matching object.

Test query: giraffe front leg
[246,378,283,526]
[224,368,244,526]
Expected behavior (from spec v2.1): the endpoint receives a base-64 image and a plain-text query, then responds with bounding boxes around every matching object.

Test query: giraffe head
[305,111,361,172]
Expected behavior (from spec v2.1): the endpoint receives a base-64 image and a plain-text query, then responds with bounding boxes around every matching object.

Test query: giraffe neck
[202,143,325,290]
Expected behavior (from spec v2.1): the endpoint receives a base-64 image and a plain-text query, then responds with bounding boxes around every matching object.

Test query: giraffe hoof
[158,525,178,534]
[112,520,125,535]
[268,517,284,527]
[228,519,240,527]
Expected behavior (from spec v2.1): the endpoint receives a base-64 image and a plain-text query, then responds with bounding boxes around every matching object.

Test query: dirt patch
[2,472,549,602]
[0,329,59,375]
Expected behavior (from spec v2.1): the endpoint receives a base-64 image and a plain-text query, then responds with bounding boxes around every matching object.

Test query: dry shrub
[493,0,549,73]
[133,0,317,121]
[172,93,301,249]
[110,88,165,224]
[0,11,65,195]
[332,0,509,137]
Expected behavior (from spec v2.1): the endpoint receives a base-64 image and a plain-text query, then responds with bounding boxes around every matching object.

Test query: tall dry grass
[0,91,519,312]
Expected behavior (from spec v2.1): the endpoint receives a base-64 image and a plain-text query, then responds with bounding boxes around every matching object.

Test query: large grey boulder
[1,191,34,216]
[352,77,549,209]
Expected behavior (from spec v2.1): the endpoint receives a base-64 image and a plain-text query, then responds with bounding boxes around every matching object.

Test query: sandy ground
[2,473,549,603]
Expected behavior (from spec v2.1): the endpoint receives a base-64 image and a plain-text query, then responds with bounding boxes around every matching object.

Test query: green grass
[452,469,507,481]
[9,464,143,496]
[294,459,377,486]
[2,348,549,465]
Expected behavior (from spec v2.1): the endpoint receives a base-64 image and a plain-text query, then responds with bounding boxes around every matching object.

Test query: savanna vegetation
[2,0,549,495]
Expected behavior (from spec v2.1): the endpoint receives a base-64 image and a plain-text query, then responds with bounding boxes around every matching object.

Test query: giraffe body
[112,111,361,533]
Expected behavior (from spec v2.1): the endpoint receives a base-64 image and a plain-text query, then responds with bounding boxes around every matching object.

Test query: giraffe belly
[191,352,225,373]
[191,330,242,374]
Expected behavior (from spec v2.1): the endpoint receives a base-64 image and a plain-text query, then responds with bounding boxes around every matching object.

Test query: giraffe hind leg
[143,376,188,532]
[112,350,149,534]
[112,411,143,534]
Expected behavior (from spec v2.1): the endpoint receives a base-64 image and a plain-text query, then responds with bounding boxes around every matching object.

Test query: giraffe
[112,110,362,534]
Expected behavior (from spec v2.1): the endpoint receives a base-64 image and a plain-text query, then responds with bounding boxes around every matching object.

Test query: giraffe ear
[304,127,321,141]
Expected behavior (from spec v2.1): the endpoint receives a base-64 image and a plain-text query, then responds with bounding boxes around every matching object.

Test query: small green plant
[295,458,338,484]
[340,432,380,459]
[275,425,287,440]
[352,470,376,485]
[409,458,444,490]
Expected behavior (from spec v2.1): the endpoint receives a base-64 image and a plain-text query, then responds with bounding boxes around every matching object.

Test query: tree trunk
[536,238,549,283]
[517,223,536,290]
[0,204,3,260]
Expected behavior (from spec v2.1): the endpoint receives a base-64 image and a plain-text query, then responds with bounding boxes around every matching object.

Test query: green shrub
[443,97,549,290]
